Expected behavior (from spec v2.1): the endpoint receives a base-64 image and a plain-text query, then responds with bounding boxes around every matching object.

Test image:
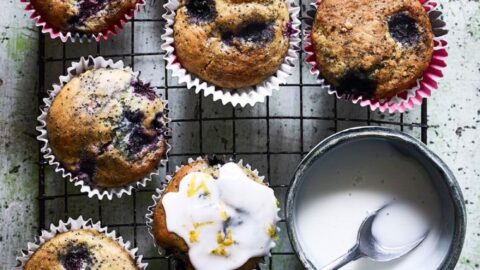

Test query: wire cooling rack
[36,0,430,269]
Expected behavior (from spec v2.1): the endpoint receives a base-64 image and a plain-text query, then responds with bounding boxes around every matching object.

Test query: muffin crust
[47,68,168,188]
[24,229,139,270]
[312,0,434,99]
[30,0,137,34]
[174,0,291,89]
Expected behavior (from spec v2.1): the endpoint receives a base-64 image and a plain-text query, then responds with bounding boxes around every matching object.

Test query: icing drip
[162,162,279,270]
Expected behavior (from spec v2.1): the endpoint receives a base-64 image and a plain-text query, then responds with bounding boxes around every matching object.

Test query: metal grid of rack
[36,0,430,269]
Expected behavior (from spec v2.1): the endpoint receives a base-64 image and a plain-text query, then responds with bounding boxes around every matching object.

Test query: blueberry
[222,22,274,46]
[74,157,97,185]
[337,69,377,99]
[186,0,217,23]
[59,243,93,270]
[131,80,158,101]
[152,112,164,131]
[388,12,420,46]
[124,110,145,123]
[222,216,244,235]
[283,21,294,38]
[220,32,234,46]
[222,210,247,235]
[207,155,224,166]
[127,127,158,155]
[235,207,247,214]
[67,0,108,30]
[114,109,162,157]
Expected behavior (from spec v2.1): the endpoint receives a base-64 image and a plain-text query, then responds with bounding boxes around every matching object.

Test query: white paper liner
[36,56,172,200]
[145,156,279,268]
[162,0,301,107]
[21,0,146,43]
[14,216,148,269]
[303,0,449,113]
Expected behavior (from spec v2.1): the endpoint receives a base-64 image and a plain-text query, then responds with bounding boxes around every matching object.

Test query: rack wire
[36,1,430,269]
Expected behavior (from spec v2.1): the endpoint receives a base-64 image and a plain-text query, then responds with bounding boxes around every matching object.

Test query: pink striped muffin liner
[304,0,448,113]
[20,0,145,42]
[15,216,148,269]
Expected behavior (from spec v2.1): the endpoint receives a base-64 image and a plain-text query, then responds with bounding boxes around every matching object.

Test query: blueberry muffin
[46,67,168,189]
[30,0,138,34]
[174,0,291,89]
[151,157,279,270]
[312,0,434,99]
[24,229,140,269]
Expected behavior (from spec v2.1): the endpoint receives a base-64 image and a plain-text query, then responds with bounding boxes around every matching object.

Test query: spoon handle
[320,244,363,270]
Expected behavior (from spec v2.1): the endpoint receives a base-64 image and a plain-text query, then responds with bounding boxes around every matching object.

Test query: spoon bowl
[357,206,427,263]
[321,204,427,270]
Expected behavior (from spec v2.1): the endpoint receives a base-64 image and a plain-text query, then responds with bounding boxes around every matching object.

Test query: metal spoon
[321,205,428,270]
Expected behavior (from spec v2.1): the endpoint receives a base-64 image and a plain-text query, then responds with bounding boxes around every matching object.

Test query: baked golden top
[312,0,434,99]
[174,0,291,89]
[30,0,137,34]
[47,68,168,188]
[25,229,139,270]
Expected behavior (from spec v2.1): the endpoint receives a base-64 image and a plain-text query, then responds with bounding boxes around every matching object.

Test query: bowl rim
[286,126,467,270]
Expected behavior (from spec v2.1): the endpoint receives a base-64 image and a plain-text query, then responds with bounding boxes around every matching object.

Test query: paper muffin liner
[162,0,301,107]
[304,0,448,113]
[36,56,172,200]
[21,0,145,43]
[145,156,279,268]
[15,216,148,269]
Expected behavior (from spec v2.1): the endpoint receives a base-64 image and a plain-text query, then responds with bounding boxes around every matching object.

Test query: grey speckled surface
[0,0,479,269]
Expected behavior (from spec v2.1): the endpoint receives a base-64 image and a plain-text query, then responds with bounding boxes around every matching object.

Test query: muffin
[29,0,138,35]
[150,157,280,270]
[311,0,434,99]
[173,0,291,89]
[46,67,168,189]
[24,229,140,269]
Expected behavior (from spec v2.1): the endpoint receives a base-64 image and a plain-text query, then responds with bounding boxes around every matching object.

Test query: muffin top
[152,158,279,270]
[174,0,291,89]
[24,229,139,270]
[312,0,434,99]
[46,67,168,189]
[30,0,137,34]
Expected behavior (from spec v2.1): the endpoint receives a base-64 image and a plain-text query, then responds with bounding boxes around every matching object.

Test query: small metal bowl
[286,126,466,270]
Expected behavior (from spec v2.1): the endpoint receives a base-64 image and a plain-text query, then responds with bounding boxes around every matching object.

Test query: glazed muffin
[30,0,137,34]
[24,229,139,269]
[46,67,168,189]
[174,0,291,89]
[311,0,434,99]
[151,157,279,270]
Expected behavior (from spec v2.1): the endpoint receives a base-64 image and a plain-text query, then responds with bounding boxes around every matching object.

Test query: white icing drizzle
[162,162,280,270]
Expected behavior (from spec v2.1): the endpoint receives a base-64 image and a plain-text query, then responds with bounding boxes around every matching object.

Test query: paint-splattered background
[0,0,478,269]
